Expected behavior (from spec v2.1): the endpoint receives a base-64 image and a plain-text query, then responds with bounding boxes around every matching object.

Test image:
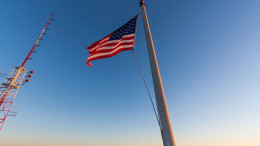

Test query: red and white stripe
[87,34,135,67]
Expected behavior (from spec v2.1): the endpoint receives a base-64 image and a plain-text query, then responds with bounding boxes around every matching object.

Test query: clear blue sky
[0,0,260,146]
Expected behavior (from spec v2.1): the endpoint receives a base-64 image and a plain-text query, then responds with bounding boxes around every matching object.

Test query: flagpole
[139,1,176,146]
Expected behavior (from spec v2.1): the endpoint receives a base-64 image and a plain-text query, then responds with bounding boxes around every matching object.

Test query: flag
[86,15,138,67]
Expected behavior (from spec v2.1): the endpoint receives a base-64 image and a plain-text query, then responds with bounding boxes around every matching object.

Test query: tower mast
[21,14,54,67]
[0,14,54,131]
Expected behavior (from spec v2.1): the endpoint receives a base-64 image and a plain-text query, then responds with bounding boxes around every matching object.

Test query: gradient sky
[0,0,260,146]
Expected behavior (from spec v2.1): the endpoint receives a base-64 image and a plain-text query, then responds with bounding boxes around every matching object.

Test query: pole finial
[139,0,145,7]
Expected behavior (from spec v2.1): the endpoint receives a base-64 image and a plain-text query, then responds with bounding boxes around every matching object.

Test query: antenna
[0,14,54,131]
[21,14,54,68]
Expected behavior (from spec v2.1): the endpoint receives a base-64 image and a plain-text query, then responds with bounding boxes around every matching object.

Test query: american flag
[87,15,138,67]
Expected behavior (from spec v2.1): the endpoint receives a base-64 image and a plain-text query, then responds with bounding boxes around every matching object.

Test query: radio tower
[0,14,54,131]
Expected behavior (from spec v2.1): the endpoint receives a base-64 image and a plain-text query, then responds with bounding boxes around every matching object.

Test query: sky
[0,0,260,146]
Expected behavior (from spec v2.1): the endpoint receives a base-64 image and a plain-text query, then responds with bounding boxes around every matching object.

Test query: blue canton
[109,15,138,41]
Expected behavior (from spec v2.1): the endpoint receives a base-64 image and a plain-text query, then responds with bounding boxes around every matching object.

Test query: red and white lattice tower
[0,14,54,131]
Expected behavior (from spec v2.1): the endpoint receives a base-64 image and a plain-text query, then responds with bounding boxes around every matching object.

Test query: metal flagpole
[139,0,176,146]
